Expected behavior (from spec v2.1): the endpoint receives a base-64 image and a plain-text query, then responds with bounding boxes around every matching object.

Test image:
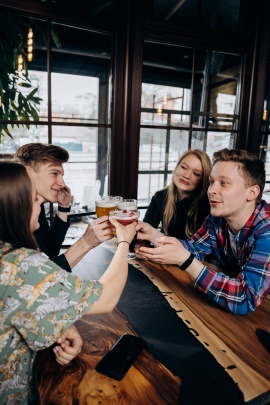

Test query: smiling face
[208,161,258,226]
[28,162,65,203]
[173,154,203,199]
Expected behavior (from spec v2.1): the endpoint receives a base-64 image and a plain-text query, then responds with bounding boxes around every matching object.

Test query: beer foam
[96,200,117,208]
[117,202,137,211]
[110,210,139,220]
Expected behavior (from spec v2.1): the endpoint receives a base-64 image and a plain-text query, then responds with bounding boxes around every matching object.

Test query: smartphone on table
[95,334,145,380]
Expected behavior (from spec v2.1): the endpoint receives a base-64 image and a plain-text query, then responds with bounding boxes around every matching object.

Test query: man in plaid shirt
[135,149,270,315]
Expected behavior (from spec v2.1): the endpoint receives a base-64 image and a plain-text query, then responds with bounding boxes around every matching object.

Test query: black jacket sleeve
[52,253,72,273]
[34,204,70,258]
[143,189,167,229]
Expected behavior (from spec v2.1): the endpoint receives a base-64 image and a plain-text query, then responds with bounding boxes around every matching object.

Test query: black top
[143,188,210,240]
[34,204,71,272]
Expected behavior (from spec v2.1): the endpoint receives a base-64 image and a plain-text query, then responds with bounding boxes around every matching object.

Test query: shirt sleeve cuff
[194,266,216,294]
[52,254,72,273]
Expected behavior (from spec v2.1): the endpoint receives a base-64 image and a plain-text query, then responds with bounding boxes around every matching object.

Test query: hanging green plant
[0,11,60,145]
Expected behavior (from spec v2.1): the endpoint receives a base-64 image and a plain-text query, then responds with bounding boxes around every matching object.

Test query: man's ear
[26,165,33,174]
[247,185,260,201]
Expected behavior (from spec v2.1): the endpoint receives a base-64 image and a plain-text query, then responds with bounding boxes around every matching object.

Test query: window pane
[138,174,165,205]
[51,23,112,125]
[192,50,241,132]
[169,130,189,169]
[206,131,235,160]
[152,0,241,33]
[0,125,48,155]
[52,126,109,203]
[139,128,166,171]
[142,42,193,127]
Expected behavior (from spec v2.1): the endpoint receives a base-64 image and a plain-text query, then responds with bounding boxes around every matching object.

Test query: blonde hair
[163,149,212,237]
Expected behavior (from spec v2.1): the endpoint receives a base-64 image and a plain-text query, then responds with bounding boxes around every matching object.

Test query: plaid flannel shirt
[181,200,270,315]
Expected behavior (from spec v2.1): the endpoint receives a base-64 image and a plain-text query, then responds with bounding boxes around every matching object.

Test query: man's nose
[208,182,218,194]
[57,177,65,187]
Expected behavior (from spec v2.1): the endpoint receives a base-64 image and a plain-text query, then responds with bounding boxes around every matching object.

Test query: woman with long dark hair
[0,161,136,404]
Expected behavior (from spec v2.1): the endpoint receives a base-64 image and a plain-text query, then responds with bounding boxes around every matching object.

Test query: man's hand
[57,184,71,207]
[136,221,163,246]
[81,216,114,249]
[136,235,190,265]
[53,324,83,366]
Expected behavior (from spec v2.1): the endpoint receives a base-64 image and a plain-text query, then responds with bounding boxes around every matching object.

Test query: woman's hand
[137,235,190,265]
[109,217,137,245]
[53,324,83,366]
[133,240,150,260]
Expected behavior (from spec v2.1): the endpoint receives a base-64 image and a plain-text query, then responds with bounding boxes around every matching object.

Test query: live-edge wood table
[35,237,270,405]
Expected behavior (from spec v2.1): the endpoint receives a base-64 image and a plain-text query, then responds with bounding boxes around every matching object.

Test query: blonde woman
[143,149,212,239]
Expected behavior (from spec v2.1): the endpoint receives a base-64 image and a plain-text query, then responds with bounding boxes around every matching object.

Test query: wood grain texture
[36,308,181,404]
[127,258,270,402]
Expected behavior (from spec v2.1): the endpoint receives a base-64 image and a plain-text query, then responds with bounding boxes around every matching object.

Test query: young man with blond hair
[135,149,270,315]
[15,143,113,272]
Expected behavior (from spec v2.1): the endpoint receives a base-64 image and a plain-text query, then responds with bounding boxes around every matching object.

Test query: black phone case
[95,334,145,380]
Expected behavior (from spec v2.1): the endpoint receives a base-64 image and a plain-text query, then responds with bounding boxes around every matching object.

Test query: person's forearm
[64,237,92,269]
[86,243,129,315]
[185,257,204,280]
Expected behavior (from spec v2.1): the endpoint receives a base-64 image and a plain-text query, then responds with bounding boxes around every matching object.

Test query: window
[0,10,112,205]
[138,41,242,204]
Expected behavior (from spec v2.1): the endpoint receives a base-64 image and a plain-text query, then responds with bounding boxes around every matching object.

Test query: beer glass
[117,199,137,211]
[110,209,140,259]
[109,209,140,225]
[95,196,123,218]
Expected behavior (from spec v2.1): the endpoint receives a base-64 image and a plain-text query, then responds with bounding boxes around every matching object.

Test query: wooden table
[36,238,270,404]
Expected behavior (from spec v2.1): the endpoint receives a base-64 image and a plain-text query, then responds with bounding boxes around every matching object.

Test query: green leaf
[31,96,42,104]
[51,24,62,48]
[30,107,39,121]
[3,126,12,138]
[27,88,38,99]
[21,82,32,88]
[18,92,23,107]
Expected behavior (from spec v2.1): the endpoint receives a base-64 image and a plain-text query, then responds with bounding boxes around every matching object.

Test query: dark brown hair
[213,148,265,203]
[0,160,38,249]
[14,143,69,171]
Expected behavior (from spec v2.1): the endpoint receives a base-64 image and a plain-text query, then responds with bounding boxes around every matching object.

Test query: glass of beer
[110,209,140,259]
[117,199,137,211]
[95,196,123,218]
[109,209,140,225]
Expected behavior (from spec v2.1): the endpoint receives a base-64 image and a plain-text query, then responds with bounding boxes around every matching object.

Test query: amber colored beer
[95,200,117,218]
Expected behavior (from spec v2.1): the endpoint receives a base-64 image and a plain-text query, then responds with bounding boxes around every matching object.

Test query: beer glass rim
[109,209,140,217]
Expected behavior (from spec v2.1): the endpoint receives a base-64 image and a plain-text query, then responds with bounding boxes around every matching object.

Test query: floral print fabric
[0,243,103,404]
